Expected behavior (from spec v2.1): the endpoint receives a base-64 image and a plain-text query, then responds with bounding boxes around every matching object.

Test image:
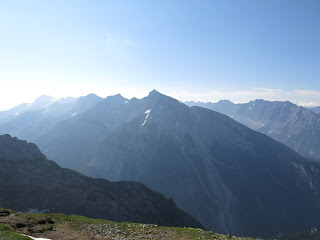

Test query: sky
[0,0,319,110]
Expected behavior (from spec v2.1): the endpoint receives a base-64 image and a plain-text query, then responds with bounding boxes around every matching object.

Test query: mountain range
[1,91,320,238]
[0,134,203,229]
[185,99,320,161]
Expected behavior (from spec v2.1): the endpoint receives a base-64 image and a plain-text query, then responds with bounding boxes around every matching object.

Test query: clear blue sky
[0,0,319,109]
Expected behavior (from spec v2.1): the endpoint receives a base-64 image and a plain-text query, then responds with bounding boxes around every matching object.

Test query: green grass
[0,224,31,240]
[0,208,257,240]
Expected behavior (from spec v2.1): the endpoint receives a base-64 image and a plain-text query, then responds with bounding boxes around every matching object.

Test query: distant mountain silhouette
[0,94,102,146]
[0,95,56,124]
[186,99,320,160]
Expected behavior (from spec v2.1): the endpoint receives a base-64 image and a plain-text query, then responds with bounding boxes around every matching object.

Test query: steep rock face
[0,134,203,229]
[186,100,320,160]
[88,92,320,237]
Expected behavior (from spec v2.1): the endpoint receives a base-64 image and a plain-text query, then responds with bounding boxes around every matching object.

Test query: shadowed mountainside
[0,134,203,229]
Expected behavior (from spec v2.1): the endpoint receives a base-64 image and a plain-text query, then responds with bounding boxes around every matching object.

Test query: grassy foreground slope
[0,225,31,240]
[0,208,256,240]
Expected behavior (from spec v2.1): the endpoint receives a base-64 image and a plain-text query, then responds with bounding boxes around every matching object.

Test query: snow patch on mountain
[141,110,151,126]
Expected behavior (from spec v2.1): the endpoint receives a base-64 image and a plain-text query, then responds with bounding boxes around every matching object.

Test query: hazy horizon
[1,89,319,112]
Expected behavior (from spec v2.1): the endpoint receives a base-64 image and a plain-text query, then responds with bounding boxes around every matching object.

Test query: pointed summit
[145,89,182,108]
[146,89,167,102]
[147,90,175,102]
[217,99,234,104]
[148,89,162,97]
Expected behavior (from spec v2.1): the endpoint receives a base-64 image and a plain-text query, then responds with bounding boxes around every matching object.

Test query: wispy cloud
[1,82,320,111]
[293,90,320,97]
[105,33,132,49]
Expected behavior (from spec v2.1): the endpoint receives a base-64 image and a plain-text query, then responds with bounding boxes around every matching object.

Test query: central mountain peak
[148,89,162,97]
[145,90,182,108]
